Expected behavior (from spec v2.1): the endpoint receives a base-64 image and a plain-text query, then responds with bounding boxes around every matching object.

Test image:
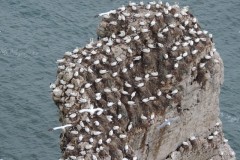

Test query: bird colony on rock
[50,1,220,160]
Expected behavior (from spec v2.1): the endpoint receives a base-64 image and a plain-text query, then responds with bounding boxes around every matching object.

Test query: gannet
[124,36,131,43]
[125,82,132,88]
[163,8,169,14]
[49,83,56,89]
[48,124,72,131]
[122,68,128,73]
[150,20,156,26]
[98,10,116,17]
[104,88,112,93]
[113,126,120,130]
[127,101,135,105]
[150,113,155,120]
[106,138,111,143]
[119,31,126,37]
[213,131,219,136]
[131,91,136,99]
[157,117,179,130]
[145,12,151,18]
[142,48,150,53]
[192,50,198,55]
[156,12,162,17]
[128,47,133,54]
[107,102,114,107]
[135,76,142,81]
[146,4,151,10]
[149,96,156,101]
[176,55,183,61]
[116,57,122,62]
[190,136,196,141]
[172,46,177,51]
[115,99,121,105]
[129,62,134,68]
[60,80,66,85]
[95,78,102,83]
[169,23,176,28]
[58,65,65,70]
[125,144,129,151]
[158,43,164,48]
[106,115,113,122]
[137,82,144,88]
[109,21,117,26]
[148,44,155,49]
[145,74,150,79]
[112,72,118,77]
[123,12,130,17]
[134,14,140,18]
[118,5,126,11]
[119,134,127,139]
[93,59,100,65]
[131,26,136,32]
[111,61,117,66]
[162,27,169,33]
[141,28,149,33]
[85,144,93,149]
[79,105,103,115]
[64,51,72,56]
[174,63,179,68]
[142,98,149,103]
[94,121,100,126]
[140,21,146,26]
[157,32,164,38]
[128,122,132,131]
[183,141,189,146]
[99,69,108,74]
[74,71,79,77]
[166,94,172,99]
[157,90,162,96]
[174,13,179,17]
[199,63,205,68]
[111,33,116,39]
[171,89,178,95]
[85,83,92,88]
[109,130,113,136]
[182,52,188,57]
[117,114,122,119]
[166,74,173,78]
[141,114,147,120]
[92,155,97,160]
[132,5,137,10]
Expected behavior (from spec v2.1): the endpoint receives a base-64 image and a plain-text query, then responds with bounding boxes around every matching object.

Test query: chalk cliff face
[51,1,235,160]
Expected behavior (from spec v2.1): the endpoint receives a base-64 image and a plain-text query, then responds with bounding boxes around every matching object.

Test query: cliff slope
[51,1,236,160]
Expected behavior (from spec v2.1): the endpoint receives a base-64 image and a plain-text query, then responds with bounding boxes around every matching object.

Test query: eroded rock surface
[51,1,235,160]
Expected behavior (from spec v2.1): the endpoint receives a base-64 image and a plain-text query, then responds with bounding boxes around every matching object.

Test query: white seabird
[79,104,103,115]
[49,124,72,131]
[98,10,116,17]
[157,117,180,130]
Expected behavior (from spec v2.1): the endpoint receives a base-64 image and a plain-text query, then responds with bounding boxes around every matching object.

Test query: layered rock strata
[51,1,236,160]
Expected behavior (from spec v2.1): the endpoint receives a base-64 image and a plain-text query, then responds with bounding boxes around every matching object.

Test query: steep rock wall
[51,1,236,160]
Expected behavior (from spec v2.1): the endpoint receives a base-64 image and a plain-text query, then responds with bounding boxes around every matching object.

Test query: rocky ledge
[50,1,236,160]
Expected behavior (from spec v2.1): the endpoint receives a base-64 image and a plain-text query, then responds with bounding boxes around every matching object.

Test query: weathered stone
[51,2,235,160]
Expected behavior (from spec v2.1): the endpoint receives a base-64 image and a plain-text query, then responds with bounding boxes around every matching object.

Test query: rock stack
[51,1,236,160]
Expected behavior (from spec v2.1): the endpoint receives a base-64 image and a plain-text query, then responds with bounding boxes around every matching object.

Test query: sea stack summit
[50,1,236,160]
